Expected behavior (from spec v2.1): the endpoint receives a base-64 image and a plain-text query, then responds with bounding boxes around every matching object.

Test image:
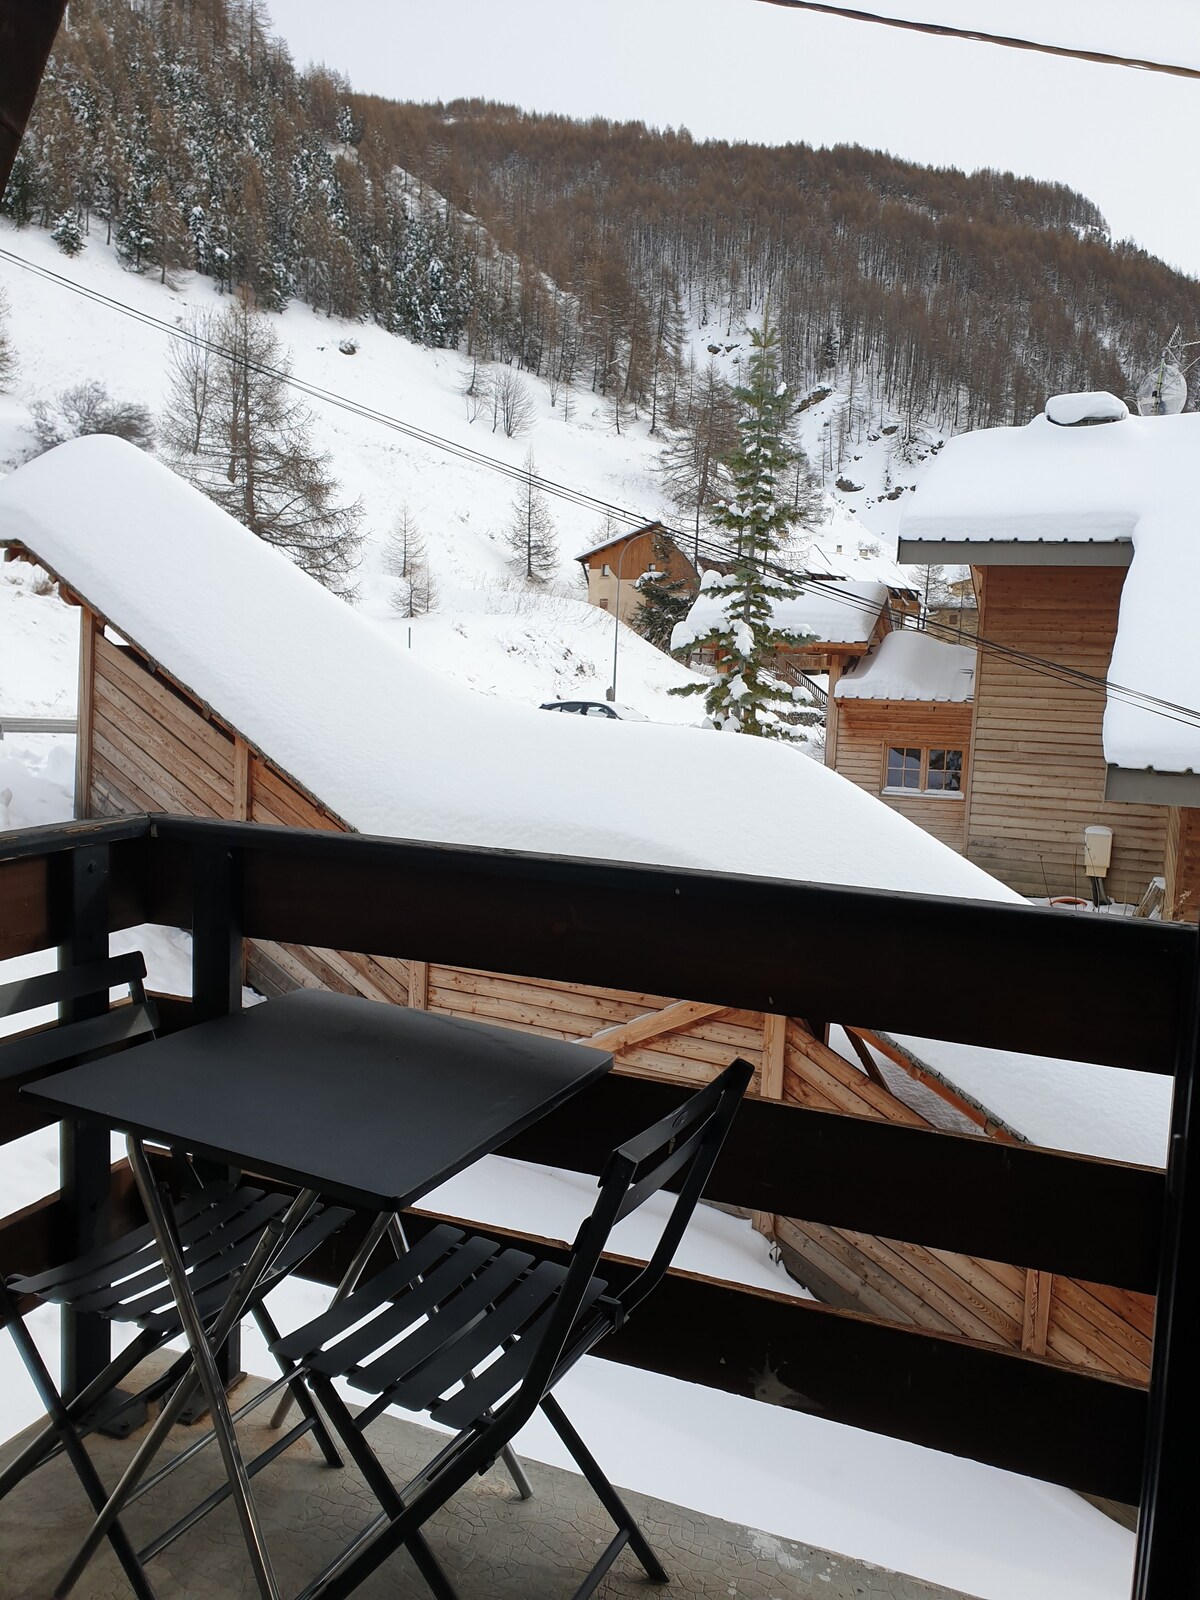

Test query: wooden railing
[1,812,1196,1599]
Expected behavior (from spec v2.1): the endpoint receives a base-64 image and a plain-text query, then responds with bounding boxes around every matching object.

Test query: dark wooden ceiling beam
[0,0,68,196]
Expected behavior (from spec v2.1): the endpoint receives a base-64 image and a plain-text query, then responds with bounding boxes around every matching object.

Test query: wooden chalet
[899,394,1200,917]
[0,436,1161,1393]
[827,630,975,854]
[575,522,697,624]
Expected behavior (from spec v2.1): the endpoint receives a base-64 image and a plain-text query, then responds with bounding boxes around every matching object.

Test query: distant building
[575,522,697,625]
[829,631,975,854]
[899,391,1200,916]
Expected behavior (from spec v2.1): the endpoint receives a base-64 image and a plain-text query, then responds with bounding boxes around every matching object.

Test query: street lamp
[607,538,662,702]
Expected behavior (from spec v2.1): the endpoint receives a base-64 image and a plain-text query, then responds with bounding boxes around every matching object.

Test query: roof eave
[1105,764,1200,806]
[898,538,1134,569]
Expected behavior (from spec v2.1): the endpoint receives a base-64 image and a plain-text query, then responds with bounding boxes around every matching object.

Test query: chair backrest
[512,1055,753,1418]
[0,952,158,1085]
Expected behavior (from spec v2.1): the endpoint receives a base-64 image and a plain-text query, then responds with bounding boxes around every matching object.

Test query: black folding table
[24,989,613,1600]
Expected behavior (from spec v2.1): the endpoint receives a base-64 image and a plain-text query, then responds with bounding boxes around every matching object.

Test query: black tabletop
[24,990,613,1212]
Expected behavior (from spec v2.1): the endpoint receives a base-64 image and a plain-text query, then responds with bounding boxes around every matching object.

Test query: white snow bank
[0,440,1171,1165]
[899,408,1200,773]
[1045,391,1129,427]
[836,630,975,703]
[672,570,886,652]
[0,437,1004,901]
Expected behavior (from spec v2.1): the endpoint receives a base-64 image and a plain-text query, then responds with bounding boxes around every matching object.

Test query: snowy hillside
[0,219,718,722]
[0,218,943,727]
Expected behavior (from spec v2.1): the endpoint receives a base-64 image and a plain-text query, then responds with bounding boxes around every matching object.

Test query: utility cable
[4,241,1200,731]
[753,1,1200,82]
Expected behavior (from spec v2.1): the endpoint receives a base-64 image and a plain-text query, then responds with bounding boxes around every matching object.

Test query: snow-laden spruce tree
[505,450,557,582]
[162,300,362,597]
[50,212,85,257]
[671,315,811,735]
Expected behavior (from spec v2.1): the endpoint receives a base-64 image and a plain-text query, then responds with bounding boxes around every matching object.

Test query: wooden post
[74,608,97,820]
[408,959,429,1010]
[824,658,843,766]
[191,838,243,1389]
[753,1013,788,1239]
[57,842,111,1400]
[1021,1268,1053,1356]
[232,735,250,822]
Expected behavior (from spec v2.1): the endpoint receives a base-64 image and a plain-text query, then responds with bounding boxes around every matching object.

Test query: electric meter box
[1083,825,1114,879]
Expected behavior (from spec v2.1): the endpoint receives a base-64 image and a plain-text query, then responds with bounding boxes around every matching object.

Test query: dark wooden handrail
[1,814,1196,1593]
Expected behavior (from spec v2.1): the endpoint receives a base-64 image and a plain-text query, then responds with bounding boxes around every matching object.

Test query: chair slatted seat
[274,1056,754,1600]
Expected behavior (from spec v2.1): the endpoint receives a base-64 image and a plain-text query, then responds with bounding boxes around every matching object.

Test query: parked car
[539,699,648,721]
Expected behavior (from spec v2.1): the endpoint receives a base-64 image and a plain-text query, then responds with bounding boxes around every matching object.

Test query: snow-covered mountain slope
[0,219,712,720]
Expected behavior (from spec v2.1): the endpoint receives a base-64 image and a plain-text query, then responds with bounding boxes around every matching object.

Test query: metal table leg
[54,1144,319,1600]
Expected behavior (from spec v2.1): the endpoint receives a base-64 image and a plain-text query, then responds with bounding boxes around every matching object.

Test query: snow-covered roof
[836,630,975,703]
[0,438,987,897]
[573,521,669,563]
[672,570,887,654]
[0,438,1170,1166]
[809,540,919,595]
[899,404,1200,778]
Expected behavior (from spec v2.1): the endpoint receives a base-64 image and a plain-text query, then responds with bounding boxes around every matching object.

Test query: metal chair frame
[273,1056,754,1600]
[0,953,349,1598]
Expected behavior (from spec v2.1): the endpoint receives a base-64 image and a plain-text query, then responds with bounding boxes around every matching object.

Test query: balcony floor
[0,1362,975,1600]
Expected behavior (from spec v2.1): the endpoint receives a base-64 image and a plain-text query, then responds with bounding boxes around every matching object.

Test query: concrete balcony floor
[0,1364,975,1600]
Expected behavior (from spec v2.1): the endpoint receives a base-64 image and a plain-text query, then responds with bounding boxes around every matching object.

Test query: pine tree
[161,300,362,596]
[633,531,694,652]
[671,316,811,736]
[505,450,557,583]
[50,211,85,256]
[384,503,436,617]
[0,286,16,391]
[658,359,738,564]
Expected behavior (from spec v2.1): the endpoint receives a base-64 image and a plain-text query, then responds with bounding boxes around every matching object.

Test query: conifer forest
[5,0,1199,464]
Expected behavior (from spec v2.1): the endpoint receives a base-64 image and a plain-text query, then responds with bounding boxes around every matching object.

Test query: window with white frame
[884,746,964,795]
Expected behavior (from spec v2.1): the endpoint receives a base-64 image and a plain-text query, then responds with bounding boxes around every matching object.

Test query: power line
[5,241,1200,733]
[753,1,1200,82]
[0,246,658,529]
[679,525,1200,732]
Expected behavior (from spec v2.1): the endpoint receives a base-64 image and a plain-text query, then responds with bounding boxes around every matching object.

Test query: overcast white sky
[266,0,1200,279]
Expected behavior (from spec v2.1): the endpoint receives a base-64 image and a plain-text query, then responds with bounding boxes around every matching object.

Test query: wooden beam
[232,736,250,823]
[497,1072,1163,1292]
[74,608,97,821]
[165,813,1193,1071]
[760,1013,787,1099]
[407,959,429,1010]
[1022,1268,1054,1356]
[390,1209,1148,1503]
[848,1027,1021,1141]
[0,0,68,194]
[580,999,728,1054]
[843,1025,889,1089]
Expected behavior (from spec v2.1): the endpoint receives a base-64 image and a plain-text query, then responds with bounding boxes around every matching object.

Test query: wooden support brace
[1022,1268,1054,1356]
[753,1014,788,1238]
[847,1027,1021,1143]
[844,1026,889,1089]
[407,959,429,1010]
[580,999,728,1055]
[232,736,250,822]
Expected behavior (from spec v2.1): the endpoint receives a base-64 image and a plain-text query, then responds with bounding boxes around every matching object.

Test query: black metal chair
[272,1055,754,1600]
[0,953,350,1596]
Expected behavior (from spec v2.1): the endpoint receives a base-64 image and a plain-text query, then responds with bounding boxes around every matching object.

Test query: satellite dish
[1136,357,1187,416]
